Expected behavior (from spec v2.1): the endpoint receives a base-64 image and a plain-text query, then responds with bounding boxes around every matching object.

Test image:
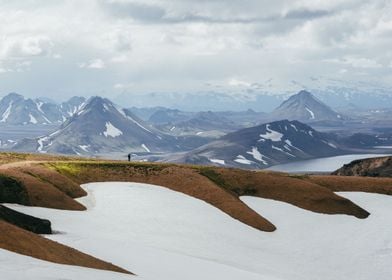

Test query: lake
[267,154,391,173]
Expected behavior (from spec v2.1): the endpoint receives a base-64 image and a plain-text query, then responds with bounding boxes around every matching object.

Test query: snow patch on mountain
[234,155,254,165]
[259,125,283,142]
[0,101,13,122]
[103,122,123,138]
[210,159,225,165]
[79,145,90,152]
[305,107,315,119]
[29,114,38,124]
[141,144,151,153]
[246,147,268,165]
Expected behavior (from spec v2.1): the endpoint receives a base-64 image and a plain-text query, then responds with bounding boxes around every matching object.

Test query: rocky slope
[333,156,392,177]
[0,93,86,125]
[173,119,342,169]
[269,90,344,123]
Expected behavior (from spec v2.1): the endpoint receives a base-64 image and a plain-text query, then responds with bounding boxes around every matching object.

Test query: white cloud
[228,78,252,87]
[0,0,391,98]
[0,35,53,58]
[79,59,105,69]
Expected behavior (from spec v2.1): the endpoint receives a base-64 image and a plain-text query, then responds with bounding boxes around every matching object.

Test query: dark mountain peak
[179,119,342,169]
[66,96,86,105]
[297,90,312,97]
[270,90,342,122]
[3,92,25,102]
[83,96,115,112]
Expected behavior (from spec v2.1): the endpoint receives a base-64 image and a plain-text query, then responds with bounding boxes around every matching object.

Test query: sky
[0,0,391,101]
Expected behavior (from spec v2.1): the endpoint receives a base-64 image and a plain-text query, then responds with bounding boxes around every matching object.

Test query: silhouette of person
[127,153,131,162]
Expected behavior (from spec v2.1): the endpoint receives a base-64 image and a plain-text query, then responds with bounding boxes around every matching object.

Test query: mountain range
[0,93,86,125]
[167,120,343,168]
[13,96,208,155]
[3,90,392,169]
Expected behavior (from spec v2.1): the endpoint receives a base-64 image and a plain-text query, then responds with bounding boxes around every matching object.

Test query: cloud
[101,1,332,24]
[79,59,106,69]
[0,35,53,59]
[0,0,391,99]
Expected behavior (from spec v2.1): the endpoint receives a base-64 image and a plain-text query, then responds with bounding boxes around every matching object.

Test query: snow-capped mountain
[0,93,86,125]
[172,120,342,169]
[58,96,87,121]
[269,90,344,122]
[13,96,187,155]
[156,110,240,137]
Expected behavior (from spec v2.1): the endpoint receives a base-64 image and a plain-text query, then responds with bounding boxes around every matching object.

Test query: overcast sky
[0,0,391,100]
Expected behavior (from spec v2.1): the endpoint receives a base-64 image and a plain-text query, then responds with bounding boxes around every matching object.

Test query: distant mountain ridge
[0,93,86,125]
[269,90,343,123]
[168,119,343,169]
[13,96,207,155]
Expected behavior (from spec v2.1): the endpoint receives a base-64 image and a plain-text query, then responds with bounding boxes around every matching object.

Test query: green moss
[288,174,310,180]
[46,162,82,176]
[198,167,258,196]
[199,168,229,188]
[0,174,29,204]
[48,161,169,178]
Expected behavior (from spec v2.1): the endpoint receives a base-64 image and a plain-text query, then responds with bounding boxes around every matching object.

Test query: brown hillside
[198,168,370,218]
[308,175,392,195]
[333,156,392,177]
[0,220,132,275]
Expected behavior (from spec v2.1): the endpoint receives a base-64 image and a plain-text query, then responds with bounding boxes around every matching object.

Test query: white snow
[305,107,315,119]
[284,139,303,152]
[322,140,337,149]
[272,145,295,157]
[35,101,44,113]
[29,114,38,124]
[259,125,283,142]
[0,250,132,280]
[234,155,254,165]
[116,108,153,134]
[126,115,153,133]
[37,136,50,153]
[240,192,392,280]
[209,159,225,165]
[246,147,268,165]
[290,124,298,131]
[141,144,151,153]
[5,184,392,280]
[103,122,123,138]
[0,101,13,122]
[79,145,90,152]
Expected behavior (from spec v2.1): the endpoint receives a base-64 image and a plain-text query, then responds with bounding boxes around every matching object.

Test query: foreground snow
[3,182,392,280]
[0,249,131,280]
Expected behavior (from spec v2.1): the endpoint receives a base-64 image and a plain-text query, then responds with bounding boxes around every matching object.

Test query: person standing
[127,153,131,162]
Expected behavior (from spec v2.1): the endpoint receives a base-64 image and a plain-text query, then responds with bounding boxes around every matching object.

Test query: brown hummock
[0,205,52,234]
[308,175,392,195]
[0,220,132,274]
[332,156,392,177]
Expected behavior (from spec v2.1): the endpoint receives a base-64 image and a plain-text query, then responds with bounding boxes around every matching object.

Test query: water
[267,154,391,173]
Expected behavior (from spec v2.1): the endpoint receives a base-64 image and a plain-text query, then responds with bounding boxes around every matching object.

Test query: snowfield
[103,122,123,138]
[3,182,392,280]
